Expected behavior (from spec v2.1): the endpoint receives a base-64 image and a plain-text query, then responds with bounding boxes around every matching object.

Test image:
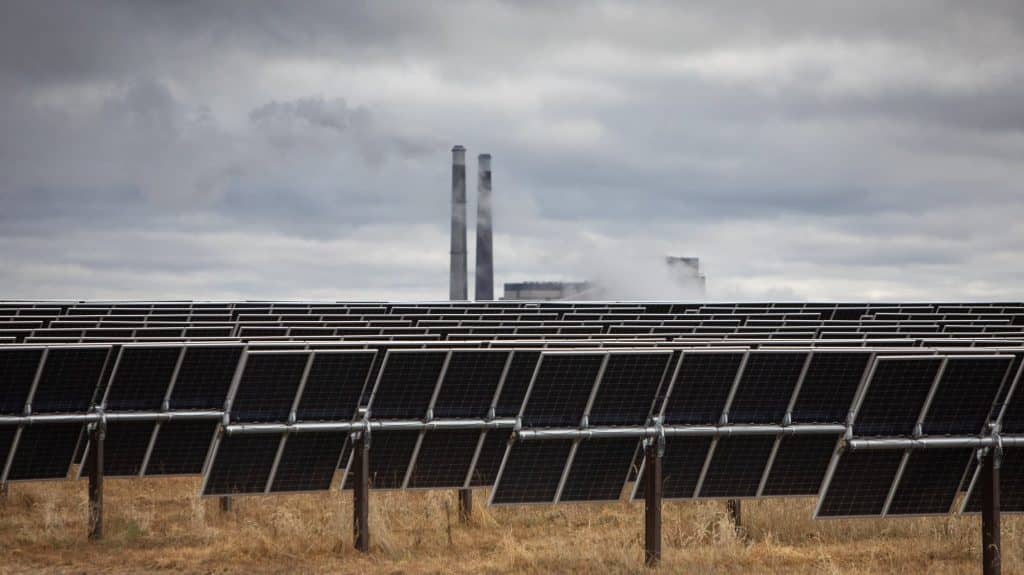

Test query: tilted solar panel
[886,448,974,516]
[725,351,808,424]
[789,351,872,424]
[851,356,943,437]
[166,345,244,410]
[294,350,376,422]
[634,436,713,500]
[698,436,776,498]
[82,421,156,477]
[102,345,182,411]
[430,350,510,419]
[518,352,605,428]
[816,450,904,518]
[587,351,672,426]
[269,431,347,493]
[921,356,1011,436]
[145,420,219,476]
[367,351,448,420]
[0,347,44,415]
[558,438,638,502]
[229,351,310,423]
[760,434,841,496]
[5,423,82,481]
[29,346,111,413]
[661,351,745,425]
[468,429,512,487]
[490,439,573,505]
[405,429,482,489]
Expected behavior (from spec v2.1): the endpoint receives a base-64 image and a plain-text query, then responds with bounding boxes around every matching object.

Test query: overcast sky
[1,1,1022,301]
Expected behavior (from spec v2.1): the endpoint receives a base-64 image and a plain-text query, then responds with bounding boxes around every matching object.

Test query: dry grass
[0,475,1021,574]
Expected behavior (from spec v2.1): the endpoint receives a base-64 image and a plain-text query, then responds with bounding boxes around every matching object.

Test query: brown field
[0,476,1020,574]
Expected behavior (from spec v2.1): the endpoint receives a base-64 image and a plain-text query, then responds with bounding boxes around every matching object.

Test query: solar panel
[634,437,714,500]
[493,351,541,417]
[519,353,605,428]
[229,351,310,423]
[790,351,872,423]
[816,450,904,517]
[294,350,375,422]
[921,356,1011,436]
[661,351,744,425]
[269,431,347,493]
[81,421,156,477]
[102,346,182,411]
[490,439,573,505]
[587,352,672,426]
[202,434,282,495]
[5,423,82,481]
[405,429,482,488]
[367,351,448,420]
[964,447,1024,513]
[0,347,44,414]
[355,430,419,489]
[725,351,808,424]
[886,448,973,515]
[144,420,219,476]
[28,347,110,413]
[851,357,943,437]
[698,436,775,498]
[166,345,244,410]
[760,434,840,496]
[558,438,637,502]
[431,350,510,418]
[468,429,512,487]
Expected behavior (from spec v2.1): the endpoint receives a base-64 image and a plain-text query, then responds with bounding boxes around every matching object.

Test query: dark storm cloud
[0,0,1022,300]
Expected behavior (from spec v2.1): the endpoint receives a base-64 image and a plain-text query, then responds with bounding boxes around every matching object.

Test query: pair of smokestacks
[449,145,493,301]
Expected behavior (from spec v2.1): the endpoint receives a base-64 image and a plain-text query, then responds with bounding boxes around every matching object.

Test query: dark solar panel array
[587,352,671,426]
[725,351,807,424]
[661,352,744,425]
[519,353,604,428]
[852,357,943,437]
[368,351,447,420]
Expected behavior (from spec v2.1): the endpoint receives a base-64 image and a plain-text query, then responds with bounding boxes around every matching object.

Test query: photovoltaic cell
[84,421,156,476]
[366,430,419,488]
[726,352,807,424]
[145,420,218,475]
[999,360,1024,434]
[760,435,840,496]
[887,449,972,515]
[816,450,903,517]
[559,438,637,502]
[368,351,447,420]
[520,353,604,428]
[103,346,181,411]
[295,351,375,422]
[431,350,509,418]
[635,437,714,500]
[698,436,775,498]
[270,431,346,493]
[494,351,541,417]
[790,352,871,423]
[852,357,942,437]
[468,429,512,487]
[921,356,1011,436]
[29,347,110,413]
[230,352,309,423]
[167,345,244,410]
[491,440,573,504]
[661,352,744,425]
[587,353,671,426]
[406,429,481,488]
[964,448,1024,513]
[0,348,43,414]
[6,423,82,480]
[203,434,281,495]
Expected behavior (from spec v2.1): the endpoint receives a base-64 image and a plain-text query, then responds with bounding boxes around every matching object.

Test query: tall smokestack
[450,146,468,300]
[475,153,493,300]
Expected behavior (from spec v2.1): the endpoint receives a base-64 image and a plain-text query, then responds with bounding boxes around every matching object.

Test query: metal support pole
[352,433,370,553]
[458,488,473,522]
[982,451,1001,575]
[727,499,742,531]
[644,440,662,567]
[219,496,233,513]
[87,421,105,541]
